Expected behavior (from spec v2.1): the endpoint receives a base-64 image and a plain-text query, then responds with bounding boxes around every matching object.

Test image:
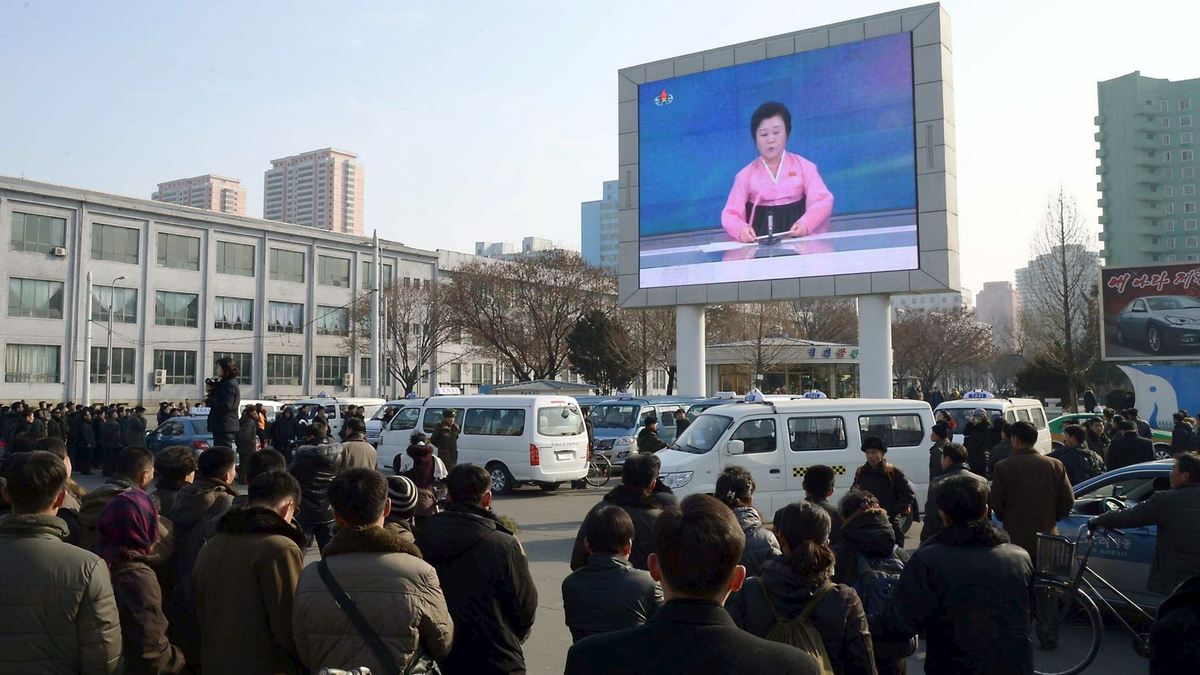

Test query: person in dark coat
[430,409,461,469]
[565,495,819,675]
[270,407,299,461]
[987,421,1014,478]
[204,357,241,450]
[571,453,664,571]
[157,402,171,426]
[712,465,780,577]
[872,476,1034,675]
[1170,412,1196,457]
[921,443,987,544]
[1083,389,1098,414]
[125,406,148,448]
[1049,425,1107,486]
[990,421,1075,559]
[928,421,951,482]
[99,410,124,477]
[1150,573,1200,674]
[29,409,48,438]
[1108,420,1156,471]
[673,409,691,438]
[94,490,186,675]
[561,506,663,643]
[416,464,538,675]
[395,431,446,525]
[851,435,916,547]
[635,415,669,454]
[152,446,197,518]
[801,464,843,545]
[831,491,907,585]
[74,408,97,475]
[727,501,876,675]
[1085,417,1110,460]
[1129,408,1154,440]
[288,421,343,553]
[235,406,258,484]
[961,410,995,479]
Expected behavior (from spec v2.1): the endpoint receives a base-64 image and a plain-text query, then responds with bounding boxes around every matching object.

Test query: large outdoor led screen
[638,32,919,288]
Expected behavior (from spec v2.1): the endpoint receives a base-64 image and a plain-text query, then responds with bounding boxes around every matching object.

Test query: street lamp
[106,275,127,406]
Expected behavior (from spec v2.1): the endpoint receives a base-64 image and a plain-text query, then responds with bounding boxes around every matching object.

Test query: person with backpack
[831,490,912,675]
[851,436,916,547]
[1171,412,1196,457]
[713,466,781,577]
[1049,425,1107,487]
[727,501,877,675]
[871,476,1034,675]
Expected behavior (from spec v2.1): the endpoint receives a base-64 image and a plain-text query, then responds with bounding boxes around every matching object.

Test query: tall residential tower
[581,179,619,270]
[263,148,364,235]
[152,175,246,215]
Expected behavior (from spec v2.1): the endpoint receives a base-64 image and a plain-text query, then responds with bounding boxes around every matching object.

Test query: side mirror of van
[727,440,745,456]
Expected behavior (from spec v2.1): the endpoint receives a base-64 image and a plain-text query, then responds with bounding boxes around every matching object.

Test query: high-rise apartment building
[474,237,559,260]
[152,175,246,215]
[581,179,619,269]
[263,148,364,235]
[1096,72,1200,266]
[976,281,1021,350]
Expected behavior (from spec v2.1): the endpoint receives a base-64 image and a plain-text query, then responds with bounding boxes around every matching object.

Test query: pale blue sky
[1,0,1197,294]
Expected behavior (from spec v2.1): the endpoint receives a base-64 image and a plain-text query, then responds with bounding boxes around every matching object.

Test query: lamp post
[105,275,126,406]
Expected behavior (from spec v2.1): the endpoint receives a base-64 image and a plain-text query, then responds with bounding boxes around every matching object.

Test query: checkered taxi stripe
[793,465,847,478]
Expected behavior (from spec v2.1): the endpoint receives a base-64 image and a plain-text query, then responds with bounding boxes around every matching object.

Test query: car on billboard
[1115,295,1200,354]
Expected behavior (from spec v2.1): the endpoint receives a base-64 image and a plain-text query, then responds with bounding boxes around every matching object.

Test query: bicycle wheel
[1031,580,1103,675]
[585,453,612,487]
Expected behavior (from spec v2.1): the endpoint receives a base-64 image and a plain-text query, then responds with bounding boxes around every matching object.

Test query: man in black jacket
[928,422,950,482]
[1109,420,1156,471]
[288,422,342,554]
[1049,425,1106,486]
[961,409,996,479]
[125,406,147,448]
[98,409,123,477]
[571,453,663,571]
[562,505,662,642]
[920,443,986,544]
[851,436,916,547]
[565,494,818,675]
[205,357,241,449]
[635,415,668,454]
[416,464,537,675]
[872,476,1034,675]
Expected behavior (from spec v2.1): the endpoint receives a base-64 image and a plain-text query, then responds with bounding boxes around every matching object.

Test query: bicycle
[1031,524,1155,675]
[584,451,612,488]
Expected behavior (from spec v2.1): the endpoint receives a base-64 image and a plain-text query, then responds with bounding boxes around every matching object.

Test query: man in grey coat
[1091,452,1200,595]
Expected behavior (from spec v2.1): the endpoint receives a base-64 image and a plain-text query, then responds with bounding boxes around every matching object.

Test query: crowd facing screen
[1100,262,1200,361]
[637,32,920,288]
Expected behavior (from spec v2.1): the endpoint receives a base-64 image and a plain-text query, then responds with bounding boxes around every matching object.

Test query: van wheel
[488,463,515,495]
[537,482,561,492]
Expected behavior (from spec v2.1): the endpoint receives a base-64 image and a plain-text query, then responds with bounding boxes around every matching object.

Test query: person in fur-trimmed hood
[293,468,453,674]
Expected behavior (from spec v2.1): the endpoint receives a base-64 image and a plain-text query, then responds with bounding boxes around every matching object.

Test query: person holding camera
[205,357,241,450]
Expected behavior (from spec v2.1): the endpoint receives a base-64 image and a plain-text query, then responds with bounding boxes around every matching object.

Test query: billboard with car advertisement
[1101,261,1200,361]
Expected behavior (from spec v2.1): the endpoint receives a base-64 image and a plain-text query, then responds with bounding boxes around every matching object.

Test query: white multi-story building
[891,288,974,313]
[152,175,247,216]
[263,148,364,236]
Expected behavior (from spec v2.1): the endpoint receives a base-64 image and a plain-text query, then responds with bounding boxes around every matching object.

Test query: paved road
[74,474,1146,674]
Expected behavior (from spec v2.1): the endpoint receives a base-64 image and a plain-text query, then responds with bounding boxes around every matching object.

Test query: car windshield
[671,414,734,454]
[371,406,397,421]
[1147,296,1200,311]
[686,402,727,421]
[537,406,585,436]
[590,404,639,429]
[190,419,209,435]
[938,407,1002,431]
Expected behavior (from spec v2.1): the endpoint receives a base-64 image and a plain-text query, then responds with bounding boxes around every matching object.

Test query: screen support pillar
[857,294,893,399]
[676,305,706,396]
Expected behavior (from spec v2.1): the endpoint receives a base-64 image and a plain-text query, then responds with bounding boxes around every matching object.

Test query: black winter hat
[861,435,887,453]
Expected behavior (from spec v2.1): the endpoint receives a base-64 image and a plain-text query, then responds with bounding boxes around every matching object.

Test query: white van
[287,395,387,437]
[934,392,1052,454]
[655,398,936,518]
[378,395,589,494]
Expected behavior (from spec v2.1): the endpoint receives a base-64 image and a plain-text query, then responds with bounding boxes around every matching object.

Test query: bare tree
[789,299,858,344]
[1021,186,1098,411]
[892,307,996,396]
[705,302,796,382]
[617,307,678,394]
[445,250,612,381]
[344,280,466,396]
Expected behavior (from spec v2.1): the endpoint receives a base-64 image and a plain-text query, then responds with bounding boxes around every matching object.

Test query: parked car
[147,413,260,457]
[588,396,704,465]
[1055,460,1172,614]
[1116,295,1200,355]
[1048,413,1172,456]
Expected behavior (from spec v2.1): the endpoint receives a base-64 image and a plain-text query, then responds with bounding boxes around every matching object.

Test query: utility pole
[105,275,127,406]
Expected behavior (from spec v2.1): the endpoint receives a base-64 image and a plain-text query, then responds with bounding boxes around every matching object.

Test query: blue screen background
[638,32,916,237]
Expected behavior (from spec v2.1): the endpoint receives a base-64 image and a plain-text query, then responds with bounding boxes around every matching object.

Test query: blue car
[1056,460,1172,613]
[146,415,258,457]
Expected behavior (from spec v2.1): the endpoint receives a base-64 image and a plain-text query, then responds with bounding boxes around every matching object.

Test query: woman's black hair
[216,356,239,380]
[750,101,792,139]
[410,431,427,446]
[713,465,755,508]
[773,501,836,578]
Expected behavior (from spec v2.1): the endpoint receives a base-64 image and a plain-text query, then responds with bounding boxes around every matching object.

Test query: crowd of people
[3,387,1200,674]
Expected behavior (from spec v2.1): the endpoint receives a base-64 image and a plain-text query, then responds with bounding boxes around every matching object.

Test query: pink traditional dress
[721,151,834,241]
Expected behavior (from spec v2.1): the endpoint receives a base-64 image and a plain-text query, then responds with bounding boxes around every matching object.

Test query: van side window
[731,418,777,454]
[325,405,337,416]
[389,407,419,431]
[657,406,681,428]
[858,414,924,447]
[787,417,848,451]
[464,409,526,436]
[1031,408,1048,430]
[423,408,463,433]
[1005,411,1017,424]
[1016,409,1031,423]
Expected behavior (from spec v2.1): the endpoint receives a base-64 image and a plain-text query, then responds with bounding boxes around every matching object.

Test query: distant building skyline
[152,174,246,216]
[581,179,619,270]
[263,148,364,236]
[976,280,1022,350]
[474,236,561,260]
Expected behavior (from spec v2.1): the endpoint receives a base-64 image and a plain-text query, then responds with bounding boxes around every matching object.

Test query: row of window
[1163,203,1198,215]
[1158,150,1195,163]
[1149,99,1193,112]
[1164,255,1200,263]
[1164,220,1199,232]
[1160,116,1194,128]
[1164,237,1200,249]
[4,344,353,387]
[1161,185,1197,197]
[1160,133,1195,146]
[9,212,394,288]
[1163,167,1197,179]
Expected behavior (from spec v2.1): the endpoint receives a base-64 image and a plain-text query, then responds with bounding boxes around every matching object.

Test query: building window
[1184,133,1195,145]
[1186,185,1197,196]
[1187,203,1197,214]
[213,297,253,331]
[5,344,61,383]
[318,255,350,287]
[1184,150,1195,162]
[1165,186,1174,197]
[1166,255,1177,262]
[1166,204,1175,215]
[1187,237,1198,248]
[267,354,303,386]
[10,212,66,254]
[449,363,462,384]
[1162,101,1170,112]
[1185,219,1198,231]
[360,261,394,290]
[154,291,199,327]
[91,223,140,264]
[1165,169,1174,179]
[90,347,135,384]
[1166,237,1177,248]
[1162,117,1171,128]
[267,301,304,333]
[213,352,252,386]
[90,285,138,324]
[1183,100,1193,111]
[1165,151,1172,162]
[7,278,64,319]
[153,349,196,385]
[1185,167,1196,179]
[1183,116,1194,128]
[315,356,349,386]
[1163,134,1172,146]
[315,305,349,336]
[360,357,371,386]
[216,241,255,277]
[156,232,200,271]
[270,248,305,283]
[1166,220,1176,232]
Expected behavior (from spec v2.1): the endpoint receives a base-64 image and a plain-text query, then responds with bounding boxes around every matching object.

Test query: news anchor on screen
[721,101,834,244]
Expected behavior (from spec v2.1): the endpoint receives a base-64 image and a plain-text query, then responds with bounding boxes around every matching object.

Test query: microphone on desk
[766,213,775,246]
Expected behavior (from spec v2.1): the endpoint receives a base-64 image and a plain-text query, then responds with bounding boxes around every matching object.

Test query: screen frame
[616,3,957,308]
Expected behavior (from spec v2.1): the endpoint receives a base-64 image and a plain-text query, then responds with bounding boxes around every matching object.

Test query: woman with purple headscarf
[95,490,186,674]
